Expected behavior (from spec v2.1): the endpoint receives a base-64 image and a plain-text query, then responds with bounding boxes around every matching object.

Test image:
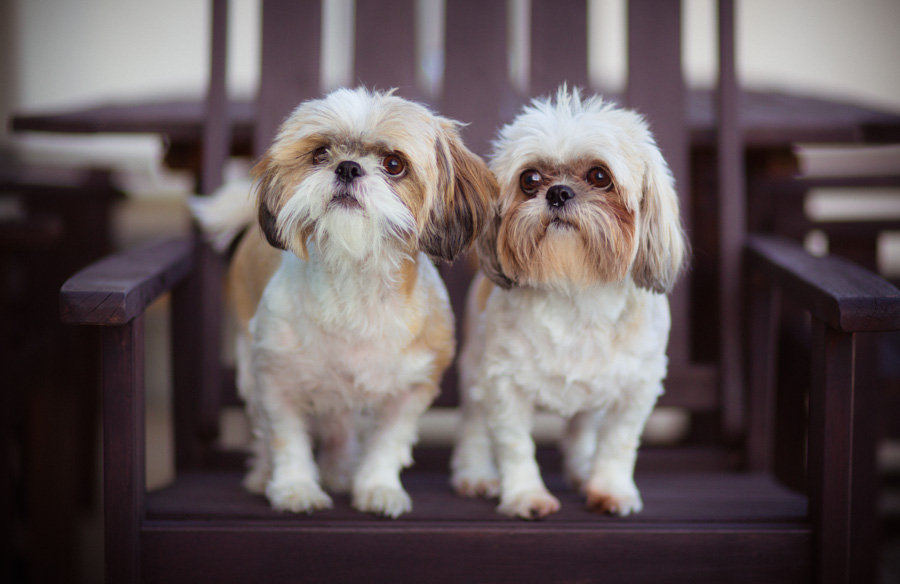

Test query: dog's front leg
[236,333,273,494]
[450,388,501,498]
[256,371,333,513]
[352,384,437,518]
[488,382,560,519]
[584,383,660,516]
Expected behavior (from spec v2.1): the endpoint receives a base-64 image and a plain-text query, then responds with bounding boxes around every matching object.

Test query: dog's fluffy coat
[450,87,687,519]
[192,88,494,517]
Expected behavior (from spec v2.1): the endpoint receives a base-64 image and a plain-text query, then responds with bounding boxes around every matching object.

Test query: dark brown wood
[435,257,474,407]
[655,365,719,410]
[626,0,691,370]
[140,524,809,584]
[13,90,900,151]
[145,467,806,524]
[11,100,256,146]
[201,0,230,195]
[139,466,809,584]
[59,237,194,325]
[717,0,746,441]
[255,0,321,157]
[746,272,781,471]
[171,238,223,468]
[530,0,589,96]
[11,90,900,202]
[2,165,118,582]
[806,322,856,584]
[354,0,418,97]
[441,0,518,156]
[746,235,900,332]
[102,317,146,584]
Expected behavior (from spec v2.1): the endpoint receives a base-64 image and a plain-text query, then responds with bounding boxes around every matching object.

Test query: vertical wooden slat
[354,0,419,99]
[745,271,780,471]
[850,332,881,583]
[436,0,516,405]
[255,0,322,157]
[201,0,230,195]
[717,0,746,440]
[171,238,222,470]
[441,0,518,157]
[102,318,145,584]
[807,320,870,584]
[530,0,588,96]
[625,0,691,368]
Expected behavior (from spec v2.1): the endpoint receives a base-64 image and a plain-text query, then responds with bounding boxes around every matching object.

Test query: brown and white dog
[450,87,688,519]
[192,88,494,517]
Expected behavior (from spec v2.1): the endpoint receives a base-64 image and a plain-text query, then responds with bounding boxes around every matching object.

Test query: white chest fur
[250,248,447,412]
[475,281,671,416]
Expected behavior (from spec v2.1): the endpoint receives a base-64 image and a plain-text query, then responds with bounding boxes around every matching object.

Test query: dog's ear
[419,125,496,262]
[630,144,688,294]
[251,153,308,260]
[475,203,516,289]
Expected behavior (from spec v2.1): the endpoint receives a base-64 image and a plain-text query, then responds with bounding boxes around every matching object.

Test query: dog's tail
[188,179,255,253]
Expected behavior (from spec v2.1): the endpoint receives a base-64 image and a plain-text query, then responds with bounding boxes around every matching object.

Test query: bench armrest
[745,234,900,333]
[60,237,196,325]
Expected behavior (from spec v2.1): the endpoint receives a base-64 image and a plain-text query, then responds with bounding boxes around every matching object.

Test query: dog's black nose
[335,160,363,184]
[546,185,575,208]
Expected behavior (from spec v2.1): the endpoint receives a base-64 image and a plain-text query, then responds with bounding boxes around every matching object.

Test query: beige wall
[3,0,899,164]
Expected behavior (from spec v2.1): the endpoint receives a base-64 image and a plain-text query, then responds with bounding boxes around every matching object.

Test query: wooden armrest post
[171,238,224,470]
[59,236,197,583]
[746,270,780,472]
[806,321,876,584]
[101,317,146,584]
[745,235,896,584]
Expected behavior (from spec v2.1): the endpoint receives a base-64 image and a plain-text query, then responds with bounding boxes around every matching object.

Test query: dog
[450,86,688,519]
[191,87,495,517]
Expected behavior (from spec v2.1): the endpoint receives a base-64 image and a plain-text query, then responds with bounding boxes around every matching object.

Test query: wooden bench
[58,1,900,582]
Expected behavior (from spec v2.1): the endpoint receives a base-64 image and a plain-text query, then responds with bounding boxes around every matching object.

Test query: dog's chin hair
[498,201,636,291]
[275,173,417,274]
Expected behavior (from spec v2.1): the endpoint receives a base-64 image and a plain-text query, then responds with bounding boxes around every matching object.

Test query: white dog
[192,88,494,517]
[450,87,687,519]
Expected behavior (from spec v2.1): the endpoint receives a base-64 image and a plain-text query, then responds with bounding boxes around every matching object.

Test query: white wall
[3,0,899,174]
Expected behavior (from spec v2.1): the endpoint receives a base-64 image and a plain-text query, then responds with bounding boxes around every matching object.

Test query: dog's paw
[497,489,561,520]
[585,484,643,516]
[266,480,333,513]
[451,470,501,499]
[353,485,412,518]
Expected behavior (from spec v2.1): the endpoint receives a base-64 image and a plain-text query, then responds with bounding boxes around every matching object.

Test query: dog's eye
[586,166,613,190]
[312,147,329,165]
[382,154,406,176]
[519,170,543,195]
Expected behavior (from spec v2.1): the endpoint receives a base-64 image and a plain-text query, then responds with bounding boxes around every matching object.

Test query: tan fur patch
[420,123,496,261]
[252,140,321,258]
[227,227,282,332]
[495,176,636,287]
[406,277,456,387]
[474,272,494,313]
[398,257,420,300]
[585,489,620,514]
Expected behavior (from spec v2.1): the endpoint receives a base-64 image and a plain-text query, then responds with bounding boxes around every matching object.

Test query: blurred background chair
[1,163,120,583]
